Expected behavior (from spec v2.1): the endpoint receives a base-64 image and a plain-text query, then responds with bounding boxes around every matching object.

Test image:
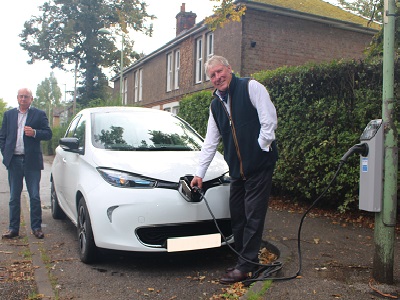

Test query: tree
[20,0,154,106]
[336,0,399,60]
[337,0,383,22]
[205,0,246,31]
[0,98,9,126]
[36,72,62,126]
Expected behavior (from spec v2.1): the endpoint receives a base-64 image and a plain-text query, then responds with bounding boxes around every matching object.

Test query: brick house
[52,105,73,128]
[111,0,379,112]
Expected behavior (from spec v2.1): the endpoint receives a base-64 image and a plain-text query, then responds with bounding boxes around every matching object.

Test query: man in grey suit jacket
[0,88,52,239]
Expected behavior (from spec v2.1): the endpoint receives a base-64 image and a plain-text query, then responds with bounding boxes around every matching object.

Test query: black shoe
[2,230,19,239]
[32,229,44,239]
[220,268,249,284]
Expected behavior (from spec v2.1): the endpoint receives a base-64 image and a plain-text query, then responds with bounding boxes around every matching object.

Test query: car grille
[136,219,232,248]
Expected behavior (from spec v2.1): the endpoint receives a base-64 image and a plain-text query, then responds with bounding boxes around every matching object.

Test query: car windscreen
[91,111,203,151]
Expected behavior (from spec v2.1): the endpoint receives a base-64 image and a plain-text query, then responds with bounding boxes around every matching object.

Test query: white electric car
[50,107,232,263]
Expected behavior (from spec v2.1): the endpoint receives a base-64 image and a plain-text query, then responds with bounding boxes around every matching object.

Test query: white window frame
[134,71,139,102]
[138,69,143,102]
[206,32,214,59]
[174,50,180,90]
[123,77,128,105]
[167,53,173,92]
[206,32,214,80]
[163,101,180,114]
[195,37,203,83]
[171,106,179,115]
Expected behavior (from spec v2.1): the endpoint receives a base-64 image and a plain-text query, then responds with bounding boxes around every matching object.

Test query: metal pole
[120,34,124,105]
[73,58,78,116]
[373,0,397,284]
[48,103,52,127]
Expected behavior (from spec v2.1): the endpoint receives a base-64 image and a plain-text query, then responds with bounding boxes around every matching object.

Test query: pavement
[244,199,400,299]
[0,155,399,299]
[0,154,54,299]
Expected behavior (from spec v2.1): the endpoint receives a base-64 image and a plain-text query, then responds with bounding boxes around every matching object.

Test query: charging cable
[340,143,368,163]
[194,186,284,284]
[193,186,283,277]
[193,142,368,284]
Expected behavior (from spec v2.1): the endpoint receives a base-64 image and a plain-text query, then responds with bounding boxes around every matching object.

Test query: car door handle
[62,158,67,163]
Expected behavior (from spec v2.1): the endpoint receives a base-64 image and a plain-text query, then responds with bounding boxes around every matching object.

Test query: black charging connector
[178,176,202,202]
[192,186,200,193]
[340,142,369,163]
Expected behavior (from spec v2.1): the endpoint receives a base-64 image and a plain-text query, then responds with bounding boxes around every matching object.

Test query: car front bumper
[85,184,232,252]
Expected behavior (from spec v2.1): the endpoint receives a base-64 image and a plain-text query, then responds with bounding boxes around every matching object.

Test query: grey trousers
[229,163,275,273]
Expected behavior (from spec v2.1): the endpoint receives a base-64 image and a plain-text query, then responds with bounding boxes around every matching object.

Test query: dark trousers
[7,155,42,232]
[229,164,275,273]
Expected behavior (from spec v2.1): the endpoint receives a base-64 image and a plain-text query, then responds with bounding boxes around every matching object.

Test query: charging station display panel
[360,119,383,141]
[359,119,383,212]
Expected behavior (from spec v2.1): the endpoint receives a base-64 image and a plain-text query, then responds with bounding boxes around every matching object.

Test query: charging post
[359,120,383,212]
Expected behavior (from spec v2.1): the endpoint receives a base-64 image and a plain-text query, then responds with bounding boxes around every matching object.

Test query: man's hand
[24,126,35,137]
[191,176,203,190]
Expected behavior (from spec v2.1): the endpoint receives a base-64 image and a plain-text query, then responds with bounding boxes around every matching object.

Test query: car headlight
[97,168,156,188]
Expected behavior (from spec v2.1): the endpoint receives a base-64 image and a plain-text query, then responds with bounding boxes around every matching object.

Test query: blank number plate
[167,233,221,252]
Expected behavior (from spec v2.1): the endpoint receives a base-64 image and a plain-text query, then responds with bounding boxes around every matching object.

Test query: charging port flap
[178,176,202,202]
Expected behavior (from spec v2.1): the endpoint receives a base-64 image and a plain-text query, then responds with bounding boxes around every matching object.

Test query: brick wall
[213,21,243,75]
[241,9,374,76]
[137,36,213,108]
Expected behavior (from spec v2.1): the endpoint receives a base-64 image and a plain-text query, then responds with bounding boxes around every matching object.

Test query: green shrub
[42,125,68,156]
[178,90,213,137]
[254,60,384,210]
[178,90,225,153]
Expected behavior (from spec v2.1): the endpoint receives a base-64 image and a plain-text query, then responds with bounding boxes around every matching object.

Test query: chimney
[176,3,197,36]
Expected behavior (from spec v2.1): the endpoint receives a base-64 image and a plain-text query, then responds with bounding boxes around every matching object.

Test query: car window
[91,111,203,151]
[64,114,86,152]
[65,115,82,138]
[75,119,86,151]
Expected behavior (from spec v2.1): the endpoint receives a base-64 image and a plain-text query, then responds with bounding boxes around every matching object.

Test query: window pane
[196,38,203,83]
[65,115,81,138]
[167,53,172,92]
[207,33,214,57]
[75,120,86,151]
[139,69,143,101]
[134,71,138,102]
[123,77,128,105]
[206,33,214,81]
[174,50,180,90]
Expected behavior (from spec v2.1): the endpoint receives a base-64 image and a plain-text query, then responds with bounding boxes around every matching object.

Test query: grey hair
[204,55,230,76]
[17,88,33,97]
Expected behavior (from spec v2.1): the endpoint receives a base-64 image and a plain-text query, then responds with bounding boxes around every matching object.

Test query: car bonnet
[91,149,228,182]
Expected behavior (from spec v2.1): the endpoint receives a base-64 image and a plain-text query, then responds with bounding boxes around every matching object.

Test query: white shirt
[195,80,277,179]
[14,108,28,155]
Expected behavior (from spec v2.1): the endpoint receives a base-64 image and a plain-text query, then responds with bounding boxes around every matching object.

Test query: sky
[0,0,338,107]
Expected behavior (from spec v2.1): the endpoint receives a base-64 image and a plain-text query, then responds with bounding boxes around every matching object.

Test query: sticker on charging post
[362,157,368,172]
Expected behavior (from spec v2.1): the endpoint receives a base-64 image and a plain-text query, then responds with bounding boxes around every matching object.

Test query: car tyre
[77,197,98,264]
[51,180,66,220]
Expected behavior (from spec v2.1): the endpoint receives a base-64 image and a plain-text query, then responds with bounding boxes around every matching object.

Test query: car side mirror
[59,137,83,154]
